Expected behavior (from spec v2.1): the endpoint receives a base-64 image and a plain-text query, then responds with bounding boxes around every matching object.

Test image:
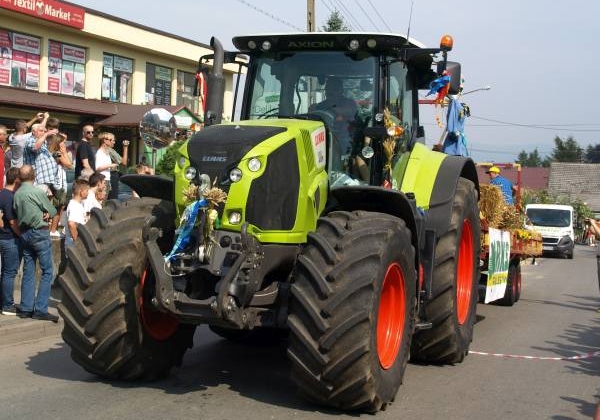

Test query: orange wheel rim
[456,219,473,325]
[377,263,406,369]
[139,267,179,341]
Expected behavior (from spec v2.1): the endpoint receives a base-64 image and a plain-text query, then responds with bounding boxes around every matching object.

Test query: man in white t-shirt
[65,179,89,252]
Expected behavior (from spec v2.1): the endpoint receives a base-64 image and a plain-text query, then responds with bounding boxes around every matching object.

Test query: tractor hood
[187,124,287,188]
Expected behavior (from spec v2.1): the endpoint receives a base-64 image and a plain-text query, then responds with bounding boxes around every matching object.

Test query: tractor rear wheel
[288,211,416,412]
[411,178,480,364]
[58,198,195,380]
[499,262,521,306]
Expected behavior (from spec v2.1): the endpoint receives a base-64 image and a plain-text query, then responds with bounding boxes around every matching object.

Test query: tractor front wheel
[288,211,416,412]
[58,198,195,380]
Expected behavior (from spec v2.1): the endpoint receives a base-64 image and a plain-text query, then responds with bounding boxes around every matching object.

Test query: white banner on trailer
[485,228,511,303]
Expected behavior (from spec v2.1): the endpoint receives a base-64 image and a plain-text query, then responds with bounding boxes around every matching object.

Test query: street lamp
[461,85,491,96]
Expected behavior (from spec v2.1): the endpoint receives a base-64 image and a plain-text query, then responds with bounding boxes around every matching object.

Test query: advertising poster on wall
[61,60,74,95]
[12,32,40,55]
[102,54,113,100]
[0,30,12,86]
[48,41,62,93]
[62,43,85,64]
[11,50,27,89]
[73,63,85,97]
[154,65,172,105]
[26,54,39,90]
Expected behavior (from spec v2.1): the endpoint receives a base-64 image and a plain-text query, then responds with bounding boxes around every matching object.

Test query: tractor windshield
[245,51,377,186]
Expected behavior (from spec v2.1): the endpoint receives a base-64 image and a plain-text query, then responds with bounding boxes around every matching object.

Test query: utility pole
[307,0,315,32]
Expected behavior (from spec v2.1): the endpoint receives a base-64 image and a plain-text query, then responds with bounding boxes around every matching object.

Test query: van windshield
[526,209,571,227]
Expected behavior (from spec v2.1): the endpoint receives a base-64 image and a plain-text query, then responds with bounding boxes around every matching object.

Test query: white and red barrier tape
[469,350,600,361]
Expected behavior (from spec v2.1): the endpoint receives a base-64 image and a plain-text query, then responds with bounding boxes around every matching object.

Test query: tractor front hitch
[142,222,266,329]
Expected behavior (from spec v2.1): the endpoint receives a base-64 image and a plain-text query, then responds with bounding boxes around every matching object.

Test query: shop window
[102,53,133,103]
[146,63,172,106]
[176,70,200,114]
[0,29,40,91]
[48,40,86,97]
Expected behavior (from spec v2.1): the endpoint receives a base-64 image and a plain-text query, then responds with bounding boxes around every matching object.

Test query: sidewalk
[0,239,64,346]
[0,287,63,346]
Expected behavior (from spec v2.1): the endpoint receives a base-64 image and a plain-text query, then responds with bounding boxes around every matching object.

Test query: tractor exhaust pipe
[204,37,225,126]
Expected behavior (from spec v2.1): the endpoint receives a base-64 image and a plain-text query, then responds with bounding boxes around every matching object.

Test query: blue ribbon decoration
[426,74,451,96]
[164,199,207,262]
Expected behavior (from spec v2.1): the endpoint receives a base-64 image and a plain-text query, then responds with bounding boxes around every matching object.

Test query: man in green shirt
[13,164,58,322]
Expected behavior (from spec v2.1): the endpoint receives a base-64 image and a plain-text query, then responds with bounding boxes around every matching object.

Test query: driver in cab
[309,77,358,156]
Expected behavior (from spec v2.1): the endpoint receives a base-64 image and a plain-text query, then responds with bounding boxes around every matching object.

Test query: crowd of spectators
[0,112,130,322]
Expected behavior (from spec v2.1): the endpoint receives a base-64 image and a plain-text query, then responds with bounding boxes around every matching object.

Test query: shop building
[0,0,237,163]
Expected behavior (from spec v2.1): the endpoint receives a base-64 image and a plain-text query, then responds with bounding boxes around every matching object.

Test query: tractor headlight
[177,156,187,168]
[228,211,242,225]
[229,168,242,182]
[247,157,261,172]
[261,40,272,51]
[348,39,360,51]
[184,167,197,181]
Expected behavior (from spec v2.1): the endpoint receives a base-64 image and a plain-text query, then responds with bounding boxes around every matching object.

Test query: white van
[525,204,575,259]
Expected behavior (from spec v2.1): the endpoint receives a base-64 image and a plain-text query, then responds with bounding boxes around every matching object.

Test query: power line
[424,122,600,128]
[470,147,553,155]
[352,0,381,31]
[320,0,334,15]
[366,0,393,32]
[471,116,600,132]
[232,0,303,31]
[330,0,365,31]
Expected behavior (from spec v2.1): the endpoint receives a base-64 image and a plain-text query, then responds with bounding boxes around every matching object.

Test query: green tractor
[58,32,480,412]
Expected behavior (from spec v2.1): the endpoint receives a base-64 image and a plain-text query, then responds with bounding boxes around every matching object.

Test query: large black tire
[58,198,196,380]
[514,263,522,302]
[288,211,416,412]
[411,178,480,364]
[566,246,574,259]
[498,263,521,306]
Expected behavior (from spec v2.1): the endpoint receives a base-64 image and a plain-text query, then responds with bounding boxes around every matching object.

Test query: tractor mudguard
[395,143,478,237]
[326,186,420,254]
[426,155,478,236]
[120,174,174,202]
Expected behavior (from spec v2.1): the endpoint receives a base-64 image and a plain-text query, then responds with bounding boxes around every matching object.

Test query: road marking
[469,350,600,361]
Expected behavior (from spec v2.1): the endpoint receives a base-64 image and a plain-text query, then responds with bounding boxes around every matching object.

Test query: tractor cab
[202,33,460,189]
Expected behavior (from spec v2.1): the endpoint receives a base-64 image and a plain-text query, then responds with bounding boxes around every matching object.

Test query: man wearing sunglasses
[75,124,96,179]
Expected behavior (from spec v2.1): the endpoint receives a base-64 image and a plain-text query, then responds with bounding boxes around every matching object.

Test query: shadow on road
[551,395,599,420]
[24,326,352,415]
[519,295,600,313]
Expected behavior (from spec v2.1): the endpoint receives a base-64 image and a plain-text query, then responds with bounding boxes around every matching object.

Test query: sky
[73,0,600,163]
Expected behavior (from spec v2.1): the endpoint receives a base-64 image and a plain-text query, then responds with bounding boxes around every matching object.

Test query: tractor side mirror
[437,61,461,95]
[139,108,178,150]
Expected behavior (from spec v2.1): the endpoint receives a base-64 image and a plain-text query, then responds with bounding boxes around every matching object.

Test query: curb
[0,316,62,346]
[0,290,63,347]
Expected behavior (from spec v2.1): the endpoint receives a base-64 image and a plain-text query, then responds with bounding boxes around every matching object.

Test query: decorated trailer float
[477,163,542,305]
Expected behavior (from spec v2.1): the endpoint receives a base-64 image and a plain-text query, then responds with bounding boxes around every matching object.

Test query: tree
[156,140,185,177]
[550,135,583,162]
[321,10,350,32]
[585,143,600,163]
[517,148,544,167]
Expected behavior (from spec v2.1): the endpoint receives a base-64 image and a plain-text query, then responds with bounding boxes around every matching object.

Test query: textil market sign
[0,0,85,29]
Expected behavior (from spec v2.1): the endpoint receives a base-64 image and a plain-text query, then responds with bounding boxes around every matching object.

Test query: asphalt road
[0,245,598,420]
